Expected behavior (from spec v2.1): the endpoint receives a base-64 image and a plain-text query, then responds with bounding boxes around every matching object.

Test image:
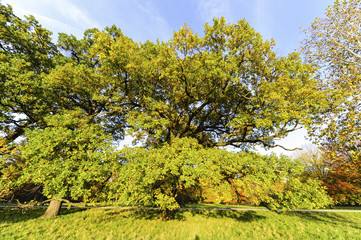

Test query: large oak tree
[1,4,330,218]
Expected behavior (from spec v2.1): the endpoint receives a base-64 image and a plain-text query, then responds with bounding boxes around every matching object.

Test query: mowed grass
[1,206,361,240]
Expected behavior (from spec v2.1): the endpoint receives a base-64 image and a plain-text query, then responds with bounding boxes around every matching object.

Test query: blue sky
[3,0,333,54]
[2,0,335,154]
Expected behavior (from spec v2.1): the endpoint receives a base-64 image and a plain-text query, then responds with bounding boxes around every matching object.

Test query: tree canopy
[125,18,324,149]
[0,4,323,150]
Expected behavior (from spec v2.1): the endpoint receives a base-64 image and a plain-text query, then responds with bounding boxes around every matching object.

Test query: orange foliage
[323,155,361,205]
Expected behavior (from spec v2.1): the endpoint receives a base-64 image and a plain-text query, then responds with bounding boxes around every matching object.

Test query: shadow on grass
[103,209,182,221]
[0,207,86,224]
[58,208,87,216]
[0,208,43,224]
[102,208,266,222]
[287,211,361,230]
[103,209,162,220]
[334,205,361,210]
[186,209,266,222]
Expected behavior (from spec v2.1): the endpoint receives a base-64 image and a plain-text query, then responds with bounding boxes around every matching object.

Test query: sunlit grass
[1,206,361,239]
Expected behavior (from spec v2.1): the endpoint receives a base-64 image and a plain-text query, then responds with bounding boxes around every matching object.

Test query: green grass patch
[1,207,361,239]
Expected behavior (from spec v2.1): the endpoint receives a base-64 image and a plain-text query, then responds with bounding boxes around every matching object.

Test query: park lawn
[1,207,361,240]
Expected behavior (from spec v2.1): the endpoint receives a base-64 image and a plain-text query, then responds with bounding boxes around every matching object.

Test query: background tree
[293,143,361,205]
[321,141,361,205]
[302,0,361,204]
[293,144,329,179]
[302,0,361,148]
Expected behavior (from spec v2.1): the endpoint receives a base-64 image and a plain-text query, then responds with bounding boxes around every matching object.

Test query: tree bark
[227,178,246,204]
[40,199,62,219]
[161,208,176,220]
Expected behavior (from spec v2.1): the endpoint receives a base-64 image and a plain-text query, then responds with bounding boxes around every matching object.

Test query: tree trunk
[175,192,186,208]
[40,199,62,219]
[161,208,176,220]
[227,178,246,204]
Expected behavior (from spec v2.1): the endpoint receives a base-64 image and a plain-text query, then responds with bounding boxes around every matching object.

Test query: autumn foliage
[321,143,361,205]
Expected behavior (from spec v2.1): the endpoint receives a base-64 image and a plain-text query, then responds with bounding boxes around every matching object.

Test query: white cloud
[197,0,231,22]
[45,0,100,29]
[3,5,82,37]
[2,0,100,38]
[2,0,173,42]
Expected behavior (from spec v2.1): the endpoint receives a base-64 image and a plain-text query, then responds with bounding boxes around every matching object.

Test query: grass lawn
[1,206,361,240]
